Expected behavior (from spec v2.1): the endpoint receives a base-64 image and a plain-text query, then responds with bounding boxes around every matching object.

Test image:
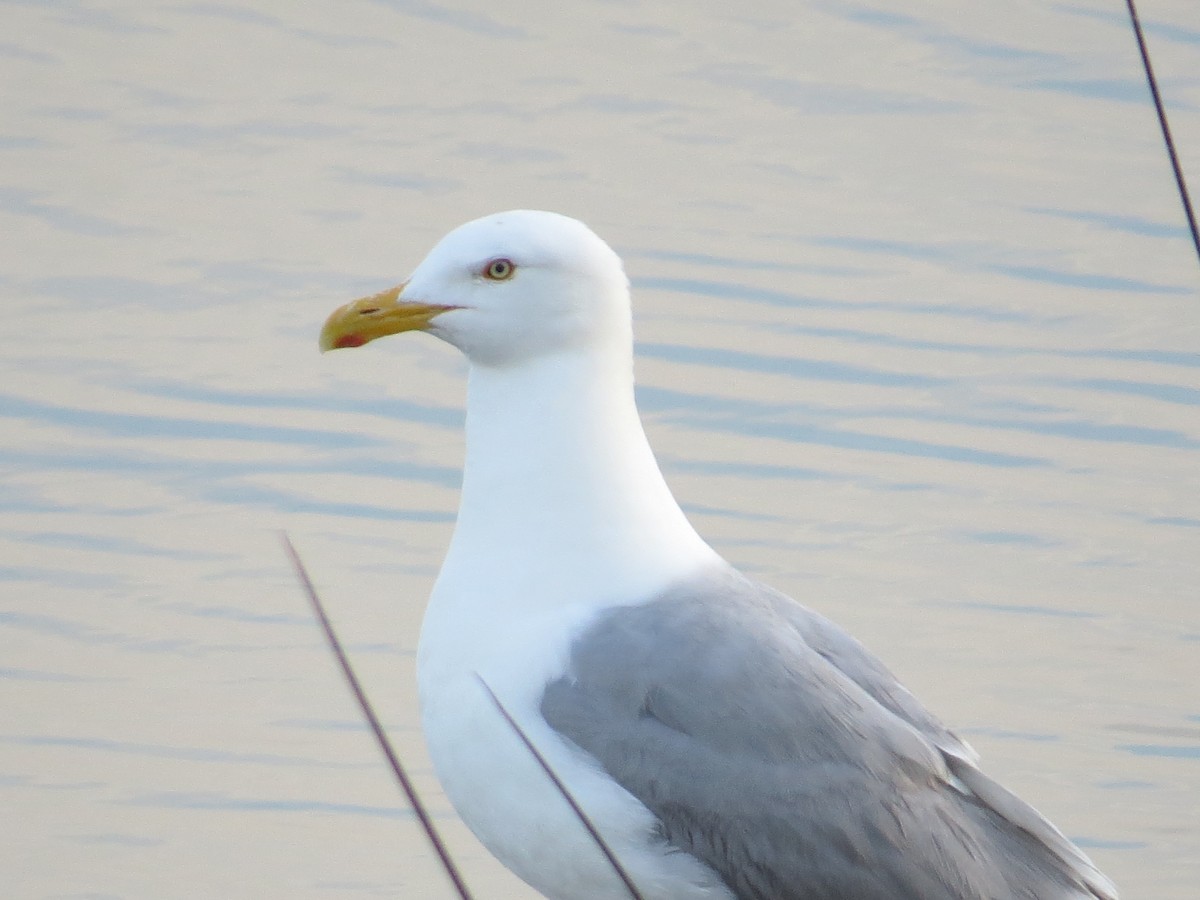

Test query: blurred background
[1,1,1197,897]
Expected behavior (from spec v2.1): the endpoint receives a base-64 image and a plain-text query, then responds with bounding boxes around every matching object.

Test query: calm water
[2,2,1198,898]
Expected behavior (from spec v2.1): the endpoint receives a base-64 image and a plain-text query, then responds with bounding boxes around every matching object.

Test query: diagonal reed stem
[281,533,476,900]
[1124,0,1200,267]
[475,676,647,900]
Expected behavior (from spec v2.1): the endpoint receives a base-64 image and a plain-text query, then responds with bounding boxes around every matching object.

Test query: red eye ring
[483,258,515,281]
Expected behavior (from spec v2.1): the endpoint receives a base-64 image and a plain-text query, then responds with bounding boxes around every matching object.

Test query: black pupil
[492,261,508,276]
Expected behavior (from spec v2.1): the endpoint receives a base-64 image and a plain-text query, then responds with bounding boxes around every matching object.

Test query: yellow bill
[319,283,456,352]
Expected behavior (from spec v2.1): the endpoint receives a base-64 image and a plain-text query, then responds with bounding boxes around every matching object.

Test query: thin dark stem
[1124,0,1200,267]
[475,675,647,900]
[281,533,476,900]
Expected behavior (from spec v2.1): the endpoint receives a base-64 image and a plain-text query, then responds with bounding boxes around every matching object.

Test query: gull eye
[483,258,515,281]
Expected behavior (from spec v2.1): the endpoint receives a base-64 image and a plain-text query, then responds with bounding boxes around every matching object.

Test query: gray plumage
[541,565,1117,900]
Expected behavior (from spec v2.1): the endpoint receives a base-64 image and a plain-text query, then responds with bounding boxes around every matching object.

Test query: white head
[320,210,632,368]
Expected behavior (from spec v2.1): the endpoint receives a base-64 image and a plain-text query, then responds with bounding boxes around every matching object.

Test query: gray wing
[541,565,1117,900]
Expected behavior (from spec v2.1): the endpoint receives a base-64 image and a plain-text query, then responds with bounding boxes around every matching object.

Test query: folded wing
[541,566,1117,900]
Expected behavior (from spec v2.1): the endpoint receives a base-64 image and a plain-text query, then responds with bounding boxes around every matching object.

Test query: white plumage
[320,210,1117,900]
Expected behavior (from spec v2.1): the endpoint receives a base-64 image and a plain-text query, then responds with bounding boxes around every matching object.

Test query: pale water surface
[1,1,1198,898]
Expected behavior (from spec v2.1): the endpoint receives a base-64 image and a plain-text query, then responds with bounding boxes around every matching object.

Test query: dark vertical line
[1124,0,1200,267]
[476,676,648,900]
[281,533,476,900]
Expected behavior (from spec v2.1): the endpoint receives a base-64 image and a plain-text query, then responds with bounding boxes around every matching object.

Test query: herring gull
[319,210,1118,900]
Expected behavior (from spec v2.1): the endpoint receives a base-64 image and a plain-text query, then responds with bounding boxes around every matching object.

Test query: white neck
[430,342,717,622]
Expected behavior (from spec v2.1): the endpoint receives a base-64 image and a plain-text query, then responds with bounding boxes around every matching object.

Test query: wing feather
[541,566,1116,900]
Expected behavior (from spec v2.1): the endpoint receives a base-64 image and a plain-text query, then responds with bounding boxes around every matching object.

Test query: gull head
[320,210,631,368]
